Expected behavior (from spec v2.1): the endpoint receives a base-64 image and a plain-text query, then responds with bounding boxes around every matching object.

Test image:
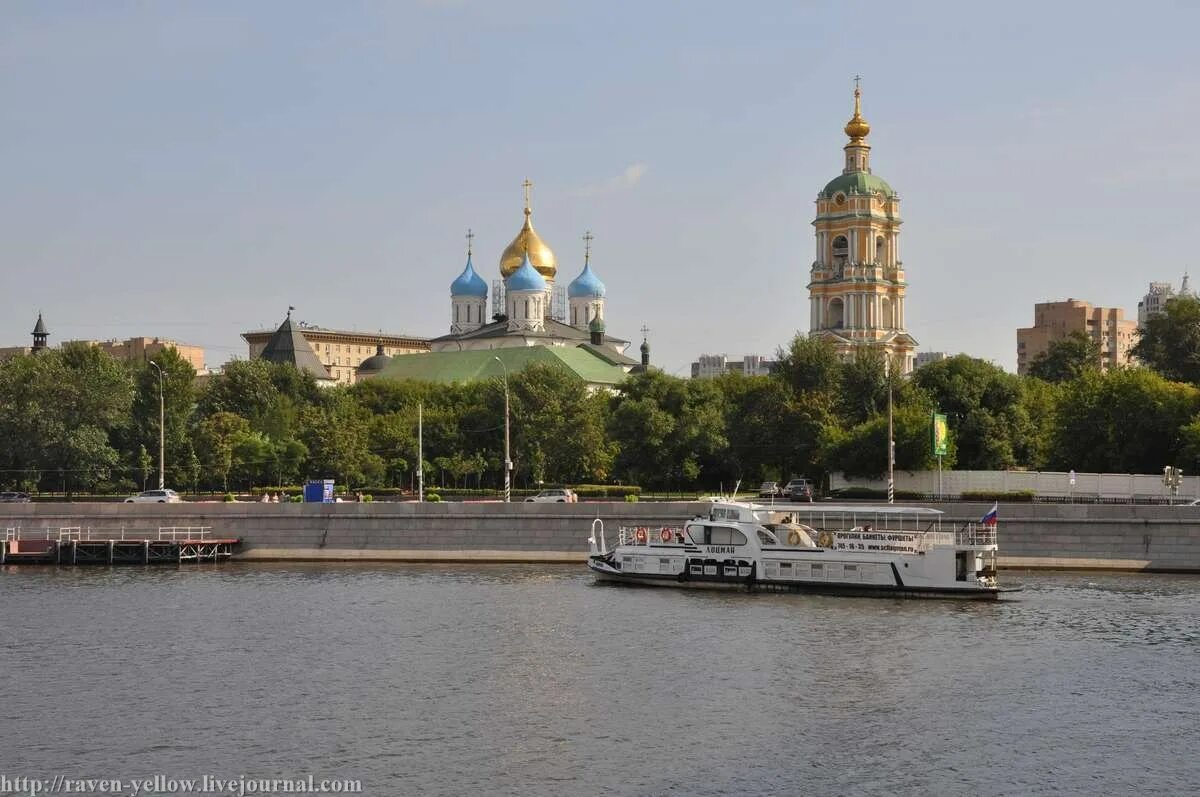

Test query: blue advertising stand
[304,479,335,503]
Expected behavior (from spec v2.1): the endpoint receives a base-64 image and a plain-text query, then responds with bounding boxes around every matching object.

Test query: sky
[2,1,1199,376]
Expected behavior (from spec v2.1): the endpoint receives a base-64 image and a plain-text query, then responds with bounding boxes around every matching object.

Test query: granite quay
[1,501,1199,572]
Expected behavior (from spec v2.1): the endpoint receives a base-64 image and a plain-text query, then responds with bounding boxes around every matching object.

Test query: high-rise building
[914,351,949,369]
[1,315,207,372]
[808,80,917,373]
[1138,275,1193,327]
[66,336,207,372]
[690,354,777,379]
[1016,299,1136,375]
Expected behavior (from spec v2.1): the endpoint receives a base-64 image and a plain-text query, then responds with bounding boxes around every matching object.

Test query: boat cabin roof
[707,501,942,533]
[751,502,942,516]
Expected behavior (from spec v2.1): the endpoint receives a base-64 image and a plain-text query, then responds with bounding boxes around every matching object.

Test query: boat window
[709,526,748,546]
[757,528,778,545]
[686,524,708,545]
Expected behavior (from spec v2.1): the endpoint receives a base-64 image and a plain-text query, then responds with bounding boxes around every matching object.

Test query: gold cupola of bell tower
[844,80,871,142]
[843,77,873,175]
[499,178,557,280]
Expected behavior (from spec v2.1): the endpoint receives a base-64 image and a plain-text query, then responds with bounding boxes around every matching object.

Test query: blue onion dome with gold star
[568,261,606,298]
[450,253,488,297]
[506,251,547,292]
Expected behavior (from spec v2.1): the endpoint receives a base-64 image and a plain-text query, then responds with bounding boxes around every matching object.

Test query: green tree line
[2,296,1199,494]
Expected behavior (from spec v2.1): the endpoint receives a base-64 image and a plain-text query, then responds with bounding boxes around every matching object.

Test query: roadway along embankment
[0,500,1197,572]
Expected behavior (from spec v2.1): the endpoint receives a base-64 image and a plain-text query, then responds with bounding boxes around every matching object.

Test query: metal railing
[157,526,211,541]
[956,523,997,547]
[22,526,215,542]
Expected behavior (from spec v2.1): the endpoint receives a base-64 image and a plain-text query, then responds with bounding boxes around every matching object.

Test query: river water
[1,564,1197,796]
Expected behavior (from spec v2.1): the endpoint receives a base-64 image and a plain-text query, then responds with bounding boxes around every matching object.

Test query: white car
[524,489,577,503]
[124,489,182,503]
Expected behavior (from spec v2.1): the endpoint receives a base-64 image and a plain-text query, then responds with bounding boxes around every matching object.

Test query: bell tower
[807,79,917,373]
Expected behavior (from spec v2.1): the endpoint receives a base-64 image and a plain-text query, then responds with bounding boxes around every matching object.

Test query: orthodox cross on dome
[465,228,474,256]
[522,178,533,212]
[640,324,650,342]
[582,230,594,264]
[854,74,861,92]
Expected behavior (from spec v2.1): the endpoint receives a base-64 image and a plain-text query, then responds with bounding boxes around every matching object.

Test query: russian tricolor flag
[980,502,999,526]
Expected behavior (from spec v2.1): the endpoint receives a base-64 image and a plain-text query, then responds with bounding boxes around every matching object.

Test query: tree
[194,412,250,491]
[509,364,616,485]
[1131,295,1200,384]
[230,430,274,489]
[838,346,891,425]
[137,445,152,490]
[299,389,381,488]
[1028,331,1102,382]
[0,344,132,493]
[774,334,841,396]
[717,374,832,485]
[820,400,952,478]
[608,370,728,488]
[198,359,321,433]
[910,355,1035,470]
[1049,368,1200,473]
[124,347,197,489]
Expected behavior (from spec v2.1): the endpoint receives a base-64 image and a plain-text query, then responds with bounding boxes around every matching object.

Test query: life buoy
[787,529,802,546]
[817,531,833,548]
[635,527,647,544]
[660,527,673,543]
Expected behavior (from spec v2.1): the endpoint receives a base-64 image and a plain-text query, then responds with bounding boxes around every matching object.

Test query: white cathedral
[430,181,635,362]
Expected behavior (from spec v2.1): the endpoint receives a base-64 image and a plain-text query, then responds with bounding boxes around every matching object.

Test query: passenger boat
[587,500,1017,600]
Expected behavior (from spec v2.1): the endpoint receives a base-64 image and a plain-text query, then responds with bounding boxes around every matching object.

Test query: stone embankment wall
[0,502,706,564]
[1,501,1198,572]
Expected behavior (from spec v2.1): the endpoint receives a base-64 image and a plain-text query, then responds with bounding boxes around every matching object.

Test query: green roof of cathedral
[373,345,628,387]
[820,171,896,199]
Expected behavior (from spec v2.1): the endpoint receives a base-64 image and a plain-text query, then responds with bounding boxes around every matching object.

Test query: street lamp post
[494,356,511,503]
[148,360,165,490]
[885,357,895,504]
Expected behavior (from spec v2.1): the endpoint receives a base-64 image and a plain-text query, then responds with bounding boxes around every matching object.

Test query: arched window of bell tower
[832,235,848,268]
[881,296,893,329]
[828,298,845,329]
[875,236,885,265]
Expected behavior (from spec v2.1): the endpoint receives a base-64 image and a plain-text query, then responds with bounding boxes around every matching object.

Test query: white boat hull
[587,556,1005,600]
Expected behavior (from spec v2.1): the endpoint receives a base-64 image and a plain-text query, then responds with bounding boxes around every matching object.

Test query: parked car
[783,478,815,501]
[0,491,30,502]
[757,481,782,498]
[124,489,182,504]
[525,488,577,503]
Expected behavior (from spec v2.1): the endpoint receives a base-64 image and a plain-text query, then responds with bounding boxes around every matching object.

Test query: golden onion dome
[500,206,557,280]
[844,84,871,142]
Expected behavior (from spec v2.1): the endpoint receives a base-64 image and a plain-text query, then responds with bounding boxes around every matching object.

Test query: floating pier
[1,526,239,566]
